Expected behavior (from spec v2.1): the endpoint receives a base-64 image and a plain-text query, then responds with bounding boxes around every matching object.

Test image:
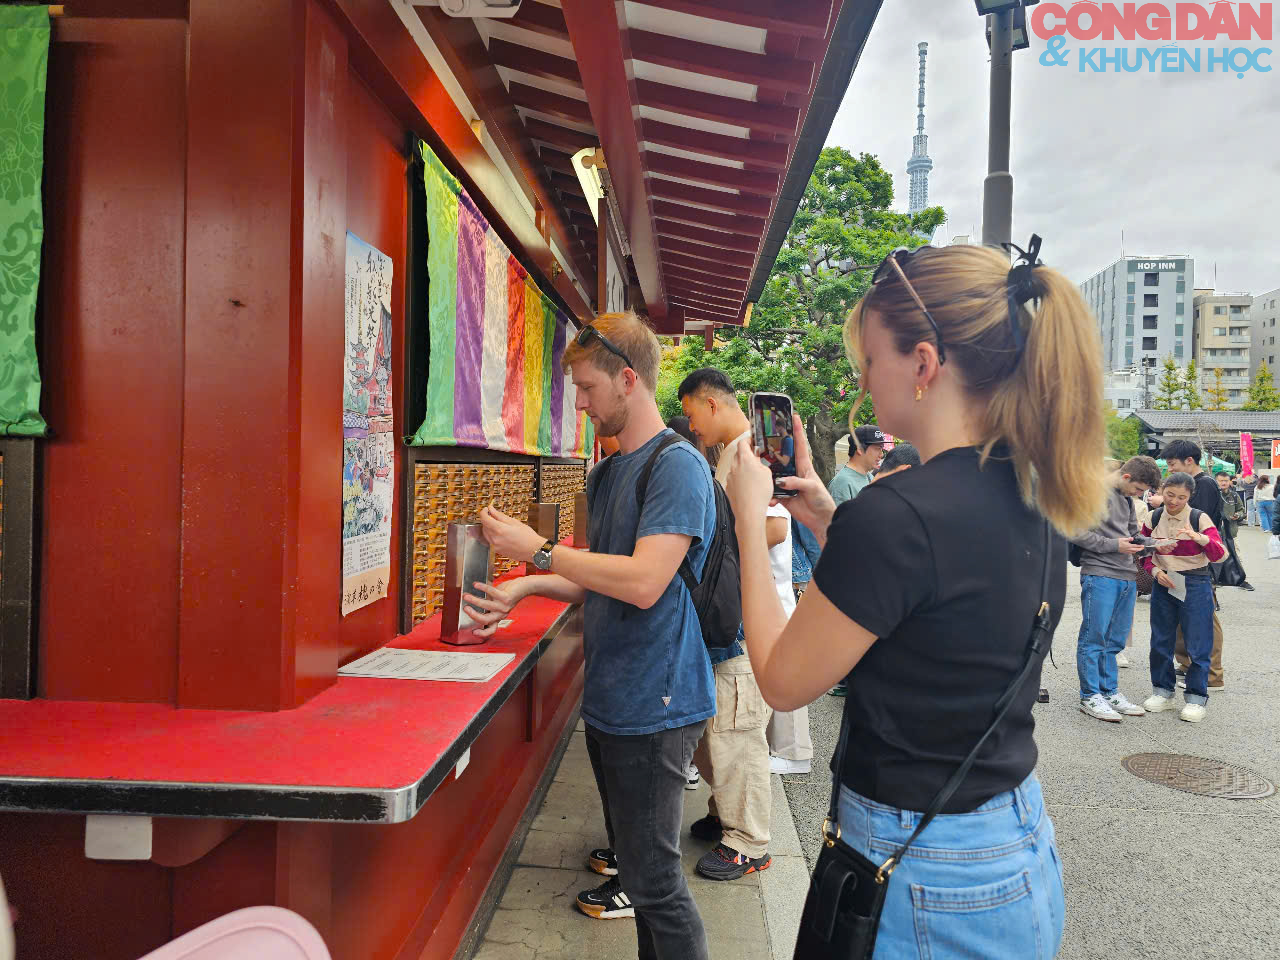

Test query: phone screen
[750,392,797,498]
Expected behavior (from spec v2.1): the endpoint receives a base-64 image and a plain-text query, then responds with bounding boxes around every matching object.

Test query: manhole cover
[1122,753,1275,799]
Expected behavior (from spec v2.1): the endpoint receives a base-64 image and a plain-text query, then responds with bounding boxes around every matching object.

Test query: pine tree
[1153,355,1184,410]
[1183,358,1202,410]
[1205,367,1231,411]
[1242,362,1280,411]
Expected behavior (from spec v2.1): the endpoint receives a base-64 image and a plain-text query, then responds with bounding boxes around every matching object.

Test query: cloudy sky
[826,0,1280,295]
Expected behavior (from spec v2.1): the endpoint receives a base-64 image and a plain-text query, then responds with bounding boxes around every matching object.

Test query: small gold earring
[915,385,925,402]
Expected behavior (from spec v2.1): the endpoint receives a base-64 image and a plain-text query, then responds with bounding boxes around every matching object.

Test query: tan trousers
[692,654,772,858]
[1176,609,1224,686]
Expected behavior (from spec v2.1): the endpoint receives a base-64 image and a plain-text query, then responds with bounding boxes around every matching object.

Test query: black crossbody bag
[793,521,1056,960]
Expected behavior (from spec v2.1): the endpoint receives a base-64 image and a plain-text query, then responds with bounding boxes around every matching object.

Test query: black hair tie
[1001,233,1043,354]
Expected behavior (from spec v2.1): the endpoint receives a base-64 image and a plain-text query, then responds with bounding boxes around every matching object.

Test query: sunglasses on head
[576,324,633,371]
[866,246,946,365]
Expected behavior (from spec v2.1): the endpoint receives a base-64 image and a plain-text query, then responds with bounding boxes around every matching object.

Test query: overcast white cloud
[825,0,1280,294]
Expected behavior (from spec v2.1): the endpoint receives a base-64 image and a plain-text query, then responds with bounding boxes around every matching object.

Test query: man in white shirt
[678,368,806,882]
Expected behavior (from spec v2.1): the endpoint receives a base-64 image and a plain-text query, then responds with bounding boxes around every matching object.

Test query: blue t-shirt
[583,430,717,735]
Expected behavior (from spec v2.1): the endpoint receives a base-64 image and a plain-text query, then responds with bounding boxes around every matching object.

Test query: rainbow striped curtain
[410,142,593,458]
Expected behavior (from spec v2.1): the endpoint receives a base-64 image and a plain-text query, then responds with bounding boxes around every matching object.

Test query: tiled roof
[1133,409,1280,431]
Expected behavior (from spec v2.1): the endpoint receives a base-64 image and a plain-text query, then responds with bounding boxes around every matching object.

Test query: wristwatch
[530,539,557,571]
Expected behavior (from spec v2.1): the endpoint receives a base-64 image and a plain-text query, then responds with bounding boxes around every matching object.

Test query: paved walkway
[473,717,806,960]
[473,525,1280,959]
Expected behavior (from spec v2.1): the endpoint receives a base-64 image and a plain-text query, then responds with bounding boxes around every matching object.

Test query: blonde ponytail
[844,244,1108,536]
[981,265,1109,535]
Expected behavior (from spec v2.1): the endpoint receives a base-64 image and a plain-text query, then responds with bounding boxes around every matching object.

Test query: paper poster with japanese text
[342,232,395,616]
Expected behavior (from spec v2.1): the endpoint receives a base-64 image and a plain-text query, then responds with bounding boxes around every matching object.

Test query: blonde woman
[725,239,1106,959]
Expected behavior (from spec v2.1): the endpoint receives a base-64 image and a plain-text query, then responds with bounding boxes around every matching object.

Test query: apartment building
[1192,291,1252,408]
[1253,286,1280,378]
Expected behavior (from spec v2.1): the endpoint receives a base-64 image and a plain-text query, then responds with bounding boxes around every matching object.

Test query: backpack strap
[1151,505,1204,533]
[634,433,700,590]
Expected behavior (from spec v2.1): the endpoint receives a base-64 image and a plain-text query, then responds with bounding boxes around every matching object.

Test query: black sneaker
[695,843,771,881]
[576,876,635,919]
[587,847,617,877]
[1241,582,1256,591]
[690,814,723,842]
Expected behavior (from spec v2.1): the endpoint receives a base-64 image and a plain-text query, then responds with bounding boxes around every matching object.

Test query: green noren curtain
[0,6,50,437]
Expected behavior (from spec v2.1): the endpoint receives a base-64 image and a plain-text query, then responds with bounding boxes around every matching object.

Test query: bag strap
[824,519,1056,883]
[634,433,701,591]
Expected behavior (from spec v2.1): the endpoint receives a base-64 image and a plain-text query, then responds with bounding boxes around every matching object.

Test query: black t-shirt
[1189,471,1224,528]
[813,446,1066,814]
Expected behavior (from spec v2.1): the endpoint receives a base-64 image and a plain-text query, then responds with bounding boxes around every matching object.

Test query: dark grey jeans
[586,720,709,960]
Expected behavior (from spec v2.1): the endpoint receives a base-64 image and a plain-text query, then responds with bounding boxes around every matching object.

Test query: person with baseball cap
[828,426,886,506]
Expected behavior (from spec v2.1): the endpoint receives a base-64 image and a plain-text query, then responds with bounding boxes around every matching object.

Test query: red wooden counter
[0,595,584,959]
[0,596,579,823]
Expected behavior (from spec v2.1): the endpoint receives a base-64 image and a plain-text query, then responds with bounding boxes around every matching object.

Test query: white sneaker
[1116,652,1132,668]
[1142,693,1179,713]
[1107,693,1146,716]
[685,763,700,790]
[770,756,811,775]
[1079,694,1123,722]
[1180,703,1206,723]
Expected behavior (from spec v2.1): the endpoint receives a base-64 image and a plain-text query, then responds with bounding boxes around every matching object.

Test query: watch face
[532,547,553,570]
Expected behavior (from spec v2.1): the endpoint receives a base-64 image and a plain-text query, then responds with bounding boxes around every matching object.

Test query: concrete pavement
[472,717,809,960]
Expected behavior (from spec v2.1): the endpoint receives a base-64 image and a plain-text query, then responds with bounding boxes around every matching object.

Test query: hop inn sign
[1031,2,1273,76]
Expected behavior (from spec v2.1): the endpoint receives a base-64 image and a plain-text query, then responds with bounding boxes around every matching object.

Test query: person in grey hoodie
[1070,455,1163,722]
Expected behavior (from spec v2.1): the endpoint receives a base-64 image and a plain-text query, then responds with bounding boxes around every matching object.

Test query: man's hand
[479,506,546,561]
[462,579,527,638]
[1117,538,1144,555]
[1155,569,1175,589]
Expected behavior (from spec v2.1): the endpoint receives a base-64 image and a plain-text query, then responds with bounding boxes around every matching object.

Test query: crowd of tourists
[463,239,1269,960]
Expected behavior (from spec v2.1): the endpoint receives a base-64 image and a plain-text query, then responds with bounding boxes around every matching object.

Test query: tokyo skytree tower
[906,42,933,214]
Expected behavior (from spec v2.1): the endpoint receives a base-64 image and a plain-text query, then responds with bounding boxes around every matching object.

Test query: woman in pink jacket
[1139,472,1226,723]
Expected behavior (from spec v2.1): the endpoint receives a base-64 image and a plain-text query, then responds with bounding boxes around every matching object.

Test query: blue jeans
[1150,574,1214,705]
[1258,500,1276,533]
[1246,497,1258,526]
[836,773,1064,960]
[1076,575,1136,699]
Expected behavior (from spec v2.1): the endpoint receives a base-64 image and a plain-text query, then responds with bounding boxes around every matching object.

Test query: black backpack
[591,434,742,650]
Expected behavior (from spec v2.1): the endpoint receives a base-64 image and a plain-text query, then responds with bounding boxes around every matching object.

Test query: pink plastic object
[137,907,330,960]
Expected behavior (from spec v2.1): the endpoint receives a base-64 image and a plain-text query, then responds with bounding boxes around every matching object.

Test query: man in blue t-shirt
[470,311,716,959]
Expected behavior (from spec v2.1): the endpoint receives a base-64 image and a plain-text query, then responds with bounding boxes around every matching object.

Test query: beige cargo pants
[691,654,772,859]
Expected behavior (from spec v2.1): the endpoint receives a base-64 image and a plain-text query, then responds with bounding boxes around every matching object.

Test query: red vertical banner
[1273,438,1280,470]
[1240,433,1254,477]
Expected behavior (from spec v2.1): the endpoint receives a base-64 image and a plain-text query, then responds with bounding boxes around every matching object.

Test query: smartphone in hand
[749,391,798,499]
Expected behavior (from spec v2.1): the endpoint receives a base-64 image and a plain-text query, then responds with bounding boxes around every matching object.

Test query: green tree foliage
[1105,405,1142,460]
[658,147,945,482]
[1153,355,1184,410]
[1205,367,1230,411]
[1242,361,1280,411]
[1182,358,1202,410]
